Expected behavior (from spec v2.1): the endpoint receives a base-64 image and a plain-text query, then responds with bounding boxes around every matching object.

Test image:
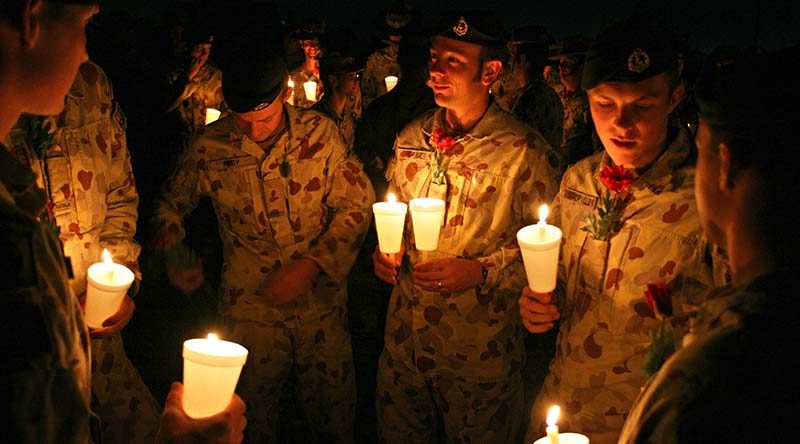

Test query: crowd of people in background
[2,0,799,443]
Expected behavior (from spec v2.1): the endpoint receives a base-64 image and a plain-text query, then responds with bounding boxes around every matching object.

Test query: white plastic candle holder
[204,108,221,125]
[373,199,408,254]
[517,224,562,293]
[84,253,134,329]
[409,198,445,252]
[384,75,398,92]
[532,433,590,444]
[182,335,248,419]
[303,80,317,102]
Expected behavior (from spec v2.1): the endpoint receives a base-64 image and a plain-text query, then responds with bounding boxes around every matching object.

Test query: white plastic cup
[373,201,408,254]
[409,198,445,252]
[532,433,590,444]
[204,108,221,125]
[303,80,317,102]
[182,336,248,419]
[384,75,398,92]
[517,223,563,293]
[84,262,134,329]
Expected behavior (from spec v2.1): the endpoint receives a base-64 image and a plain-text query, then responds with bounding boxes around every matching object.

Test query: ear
[481,59,503,86]
[667,81,685,113]
[21,0,43,49]
[718,142,734,191]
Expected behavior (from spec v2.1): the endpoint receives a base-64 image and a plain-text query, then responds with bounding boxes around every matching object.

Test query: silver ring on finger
[437,280,443,290]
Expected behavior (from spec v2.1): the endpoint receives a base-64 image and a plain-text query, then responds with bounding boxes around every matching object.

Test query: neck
[325,90,348,115]
[444,93,490,133]
[304,58,319,73]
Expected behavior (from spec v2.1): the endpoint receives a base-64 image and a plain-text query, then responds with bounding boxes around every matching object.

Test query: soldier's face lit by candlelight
[429,36,492,111]
[232,88,289,142]
[588,72,684,169]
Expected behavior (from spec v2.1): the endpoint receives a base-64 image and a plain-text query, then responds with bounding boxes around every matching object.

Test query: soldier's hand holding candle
[519,286,560,333]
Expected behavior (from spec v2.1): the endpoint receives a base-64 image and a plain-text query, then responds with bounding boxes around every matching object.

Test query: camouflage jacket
[361,43,400,107]
[311,96,360,151]
[155,106,375,326]
[384,100,560,381]
[1,144,92,444]
[289,66,324,109]
[511,79,565,151]
[491,69,523,112]
[618,269,799,444]
[3,61,141,298]
[559,89,597,169]
[167,63,226,136]
[532,129,729,442]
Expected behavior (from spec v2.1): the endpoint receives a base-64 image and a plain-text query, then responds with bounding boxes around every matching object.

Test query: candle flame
[387,193,397,203]
[546,405,560,427]
[538,204,549,224]
[207,333,219,341]
[102,248,113,264]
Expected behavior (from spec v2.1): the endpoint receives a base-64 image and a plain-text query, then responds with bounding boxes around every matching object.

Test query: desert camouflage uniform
[511,78,565,151]
[491,68,523,111]
[311,94,360,151]
[289,66,324,109]
[3,61,161,444]
[361,43,400,107]
[167,63,226,137]
[1,145,92,443]
[558,89,597,170]
[155,105,374,443]
[378,101,560,443]
[528,129,729,444]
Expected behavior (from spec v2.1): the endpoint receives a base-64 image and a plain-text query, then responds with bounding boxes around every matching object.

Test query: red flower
[644,282,673,319]
[599,165,634,193]
[431,128,457,153]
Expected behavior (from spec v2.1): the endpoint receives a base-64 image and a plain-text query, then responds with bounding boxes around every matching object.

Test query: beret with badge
[222,48,288,113]
[436,11,507,49]
[582,15,684,90]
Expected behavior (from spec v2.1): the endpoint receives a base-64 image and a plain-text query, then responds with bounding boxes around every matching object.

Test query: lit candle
[409,198,445,252]
[384,75,398,92]
[303,80,317,102]
[204,108,221,125]
[182,333,248,419]
[373,193,408,254]
[547,405,561,444]
[517,204,563,293]
[84,249,135,329]
[287,79,295,105]
[531,405,591,444]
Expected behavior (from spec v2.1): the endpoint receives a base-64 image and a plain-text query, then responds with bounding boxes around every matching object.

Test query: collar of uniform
[593,127,692,195]
[428,98,501,142]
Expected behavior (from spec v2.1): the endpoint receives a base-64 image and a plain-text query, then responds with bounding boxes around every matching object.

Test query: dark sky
[104,0,800,51]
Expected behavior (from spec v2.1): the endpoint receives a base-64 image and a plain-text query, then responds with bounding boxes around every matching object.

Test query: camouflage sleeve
[477,146,560,295]
[100,101,142,288]
[361,58,379,107]
[152,142,204,250]
[304,132,376,281]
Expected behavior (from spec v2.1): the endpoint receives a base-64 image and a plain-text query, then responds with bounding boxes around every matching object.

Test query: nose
[613,105,636,130]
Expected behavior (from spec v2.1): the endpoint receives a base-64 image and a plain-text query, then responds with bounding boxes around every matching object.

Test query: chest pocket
[205,156,262,234]
[282,157,327,243]
[393,148,434,199]
[450,170,514,246]
[58,119,113,233]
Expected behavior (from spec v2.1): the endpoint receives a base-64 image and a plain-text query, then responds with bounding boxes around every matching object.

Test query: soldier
[166,25,226,141]
[0,1,245,443]
[288,18,325,109]
[373,12,559,443]
[312,52,363,151]
[361,3,412,107]
[4,60,162,443]
[154,46,374,443]
[519,16,729,444]
[550,35,599,169]
[507,25,564,151]
[618,44,800,444]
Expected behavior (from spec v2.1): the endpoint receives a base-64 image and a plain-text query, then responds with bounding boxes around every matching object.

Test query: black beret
[222,49,287,113]
[437,11,506,48]
[582,15,683,90]
[320,54,364,76]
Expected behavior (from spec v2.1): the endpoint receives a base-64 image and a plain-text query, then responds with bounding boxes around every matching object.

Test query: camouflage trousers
[376,350,524,444]
[91,333,161,444]
[225,308,356,444]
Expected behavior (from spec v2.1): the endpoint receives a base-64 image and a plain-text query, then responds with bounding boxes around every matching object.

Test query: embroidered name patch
[563,188,598,207]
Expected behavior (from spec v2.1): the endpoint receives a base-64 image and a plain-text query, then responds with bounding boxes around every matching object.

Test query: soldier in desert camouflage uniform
[520,16,729,444]
[288,19,325,109]
[4,60,161,444]
[312,52,363,151]
[154,47,374,443]
[373,13,559,444]
[361,5,412,107]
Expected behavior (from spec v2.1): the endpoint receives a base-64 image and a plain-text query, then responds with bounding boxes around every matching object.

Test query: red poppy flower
[599,165,634,193]
[644,282,673,319]
[431,128,457,153]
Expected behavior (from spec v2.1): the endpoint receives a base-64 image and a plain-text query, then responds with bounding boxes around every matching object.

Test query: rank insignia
[453,17,468,36]
[627,48,650,73]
